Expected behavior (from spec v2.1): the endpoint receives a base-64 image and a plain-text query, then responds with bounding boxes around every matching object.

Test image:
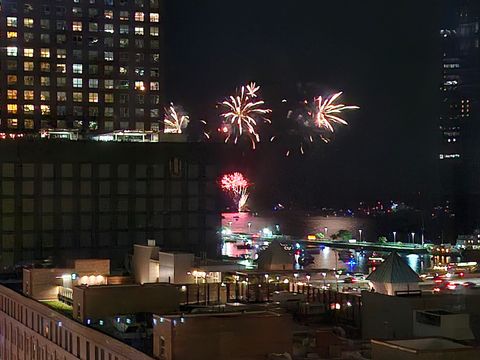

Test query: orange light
[307,235,316,240]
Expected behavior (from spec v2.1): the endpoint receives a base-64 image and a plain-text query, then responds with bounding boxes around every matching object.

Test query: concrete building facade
[152,312,292,360]
[0,140,221,268]
[0,283,154,360]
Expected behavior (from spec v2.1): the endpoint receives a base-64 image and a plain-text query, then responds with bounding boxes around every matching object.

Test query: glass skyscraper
[0,0,164,133]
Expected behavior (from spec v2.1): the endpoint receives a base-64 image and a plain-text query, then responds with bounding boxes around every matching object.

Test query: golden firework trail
[313,92,359,132]
[163,103,189,133]
[221,82,271,149]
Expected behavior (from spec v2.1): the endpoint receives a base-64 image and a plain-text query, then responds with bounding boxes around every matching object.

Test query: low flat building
[362,291,480,342]
[152,311,292,360]
[413,309,474,341]
[73,283,179,323]
[0,284,153,360]
[23,259,115,304]
[133,243,243,285]
[371,338,480,360]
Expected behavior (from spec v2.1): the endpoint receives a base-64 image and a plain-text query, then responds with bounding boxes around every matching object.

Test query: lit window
[150,82,160,91]
[57,92,67,101]
[119,25,129,34]
[73,78,83,88]
[7,17,18,27]
[73,92,83,102]
[24,18,34,28]
[24,105,34,114]
[135,12,145,21]
[135,27,144,35]
[150,27,159,36]
[7,75,17,85]
[40,48,50,58]
[7,31,17,38]
[89,93,99,103]
[6,61,16,70]
[105,94,114,103]
[104,52,114,61]
[41,91,50,101]
[57,49,67,59]
[104,10,113,19]
[120,11,129,21]
[7,119,18,128]
[120,38,129,47]
[25,119,35,129]
[7,90,17,100]
[41,77,50,86]
[7,104,18,114]
[7,47,18,56]
[73,64,83,74]
[73,21,82,31]
[57,64,67,73]
[89,23,98,32]
[24,91,34,100]
[24,76,34,85]
[120,66,128,75]
[24,62,34,71]
[135,81,145,91]
[40,63,50,72]
[104,80,114,89]
[24,48,34,57]
[41,105,50,115]
[150,13,160,22]
[89,79,99,88]
[72,7,82,17]
[105,24,114,33]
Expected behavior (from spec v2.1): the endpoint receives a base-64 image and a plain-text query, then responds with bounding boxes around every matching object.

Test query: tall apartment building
[0,0,164,133]
[0,140,221,268]
[439,0,480,234]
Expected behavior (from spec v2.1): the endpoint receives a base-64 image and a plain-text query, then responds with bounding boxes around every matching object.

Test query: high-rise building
[0,0,164,134]
[439,0,480,234]
[0,141,221,268]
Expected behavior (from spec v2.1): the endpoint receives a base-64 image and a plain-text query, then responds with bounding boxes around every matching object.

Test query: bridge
[301,239,429,254]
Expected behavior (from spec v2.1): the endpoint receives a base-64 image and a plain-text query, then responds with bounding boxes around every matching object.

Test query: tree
[331,230,353,241]
[378,236,388,244]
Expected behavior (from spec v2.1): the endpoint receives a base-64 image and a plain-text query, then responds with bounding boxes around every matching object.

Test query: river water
[222,212,459,274]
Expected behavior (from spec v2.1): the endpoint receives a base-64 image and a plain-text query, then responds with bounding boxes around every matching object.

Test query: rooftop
[154,310,284,321]
[367,252,421,284]
[373,338,471,352]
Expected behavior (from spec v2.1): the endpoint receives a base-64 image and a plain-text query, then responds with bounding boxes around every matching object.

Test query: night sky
[165,1,442,209]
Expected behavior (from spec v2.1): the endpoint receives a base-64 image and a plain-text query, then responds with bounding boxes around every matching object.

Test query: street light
[247,222,252,233]
[324,227,328,237]
[411,232,415,244]
[393,231,397,243]
[359,229,363,242]
[321,272,327,289]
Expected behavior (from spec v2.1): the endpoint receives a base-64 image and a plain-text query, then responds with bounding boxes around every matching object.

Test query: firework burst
[163,103,190,134]
[272,91,358,156]
[312,92,359,132]
[221,172,250,212]
[221,82,272,149]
